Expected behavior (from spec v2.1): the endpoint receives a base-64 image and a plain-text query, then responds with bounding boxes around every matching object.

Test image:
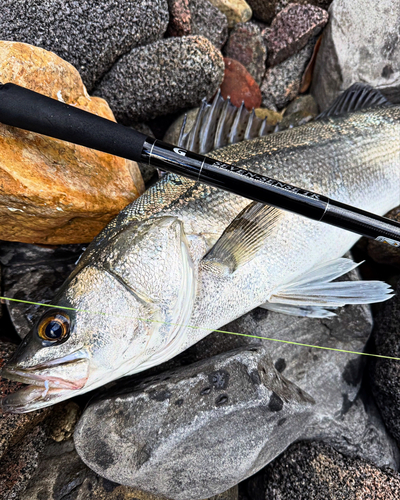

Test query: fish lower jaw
[1,367,87,390]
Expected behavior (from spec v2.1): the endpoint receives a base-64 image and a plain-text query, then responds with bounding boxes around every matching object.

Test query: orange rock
[220,57,262,110]
[0,41,144,245]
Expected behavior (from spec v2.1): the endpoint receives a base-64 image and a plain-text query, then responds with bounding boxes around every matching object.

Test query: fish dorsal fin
[316,83,392,120]
[260,257,393,318]
[202,202,283,275]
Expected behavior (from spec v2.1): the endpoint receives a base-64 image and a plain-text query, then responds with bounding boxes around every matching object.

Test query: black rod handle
[0,83,148,162]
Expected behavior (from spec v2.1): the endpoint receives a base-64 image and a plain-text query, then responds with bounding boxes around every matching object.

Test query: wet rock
[220,58,262,110]
[0,41,144,245]
[247,0,333,24]
[275,94,318,131]
[370,280,400,448]
[223,22,267,85]
[0,242,85,339]
[0,341,51,460]
[261,37,316,110]
[267,3,328,66]
[367,207,400,268]
[0,0,169,92]
[167,0,192,37]
[49,402,81,443]
[312,0,400,111]
[189,0,228,49]
[262,441,400,499]
[95,36,225,123]
[75,345,315,500]
[208,0,252,28]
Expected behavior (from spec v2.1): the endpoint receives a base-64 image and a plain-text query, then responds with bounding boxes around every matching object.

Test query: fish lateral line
[0,296,399,362]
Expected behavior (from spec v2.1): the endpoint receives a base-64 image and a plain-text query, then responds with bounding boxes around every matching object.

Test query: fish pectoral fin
[316,83,392,120]
[201,201,283,275]
[261,257,394,316]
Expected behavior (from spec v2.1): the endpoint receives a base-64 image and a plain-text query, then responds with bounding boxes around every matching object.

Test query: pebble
[367,207,400,268]
[0,0,169,91]
[223,22,267,85]
[95,36,225,123]
[275,94,318,131]
[260,37,316,110]
[247,0,333,24]
[267,3,328,66]
[370,280,400,448]
[220,58,262,110]
[0,41,144,245]
[208,0,252,28]
[262,441,400,499]
[189,0,228,48]
[311,0,400,111]
[167,0,192,37]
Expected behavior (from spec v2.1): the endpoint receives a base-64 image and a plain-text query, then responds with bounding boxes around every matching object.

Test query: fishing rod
[0,82,398,247]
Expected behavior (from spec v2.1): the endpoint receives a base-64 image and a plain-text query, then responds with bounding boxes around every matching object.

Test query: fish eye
[37,311,70,344]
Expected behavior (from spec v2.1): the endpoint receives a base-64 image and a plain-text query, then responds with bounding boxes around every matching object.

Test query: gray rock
[311,0,400,111]
[75,345,315,500]
[260,38,316,110]
[247,0,332,24]
[223,22,267,85]
[275,94,318,131]
[189,0,228,49]
[0,0,169,91]
[370,280,400,448]
[0,242,85,339]
[262,441,400,499]
[95,36,225,124]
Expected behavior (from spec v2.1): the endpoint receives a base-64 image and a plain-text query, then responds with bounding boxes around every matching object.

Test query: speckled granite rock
[312,0,400,111]
[0,0,169,91]
[0,41,144,245]
[262,441,400,499]
[167,0,192,37]
[247,0,332,24]
[267,3,328,66]
[75,345,315,500]
[95,36,225,123]
[189,0,228,48]
[208,0,252,28]
[370,281,400,448]
[261,37,316,110]
[367,207,400,268]
[223,22,267,85]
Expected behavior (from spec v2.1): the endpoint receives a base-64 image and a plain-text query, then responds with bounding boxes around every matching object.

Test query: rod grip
[0,83,148,162]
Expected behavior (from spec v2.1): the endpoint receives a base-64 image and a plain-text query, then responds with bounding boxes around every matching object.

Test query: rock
[0,41,144,245]
[260,37,316,110]
[267,3,328,66]
[49,402,81,443]
[220,58,262,110]
[0,0,169,91]
[167,0,192,37]
[189,0,228,49]
[275,94,318,131]
[370,280,400,448]
[0,341,51,461]
[262,441,400,499]
[254,108,283,126]
[247,0,333,24]
[164,107,201,146]
[223,22,267,85]
[0,242,85,339]
[367,207,400,268]
[311,0,400,111]
[75,345,315,500]
[210,487,238,500]
[95,36,225,123]
[208,0,252,28]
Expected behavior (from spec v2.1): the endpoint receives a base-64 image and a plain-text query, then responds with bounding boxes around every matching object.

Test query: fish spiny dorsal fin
[201,202,283,276]
[316,83,392,120]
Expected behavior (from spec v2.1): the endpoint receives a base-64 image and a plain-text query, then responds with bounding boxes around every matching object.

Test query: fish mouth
[1,350,90,413]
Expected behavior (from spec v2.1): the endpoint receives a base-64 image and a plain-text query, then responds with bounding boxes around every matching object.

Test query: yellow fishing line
[1,295,399,361]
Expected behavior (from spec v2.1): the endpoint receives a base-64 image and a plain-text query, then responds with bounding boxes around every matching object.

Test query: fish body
[2,92,400,412]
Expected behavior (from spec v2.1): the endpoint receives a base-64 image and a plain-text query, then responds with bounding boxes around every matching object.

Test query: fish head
[1,264,154,413]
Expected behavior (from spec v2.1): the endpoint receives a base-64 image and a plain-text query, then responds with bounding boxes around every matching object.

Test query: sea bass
[2,85,399,413]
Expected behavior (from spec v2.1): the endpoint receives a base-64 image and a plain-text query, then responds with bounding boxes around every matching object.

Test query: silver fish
[2,84,399,413]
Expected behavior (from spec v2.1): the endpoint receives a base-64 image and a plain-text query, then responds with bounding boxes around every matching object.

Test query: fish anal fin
[202,201,283,275]
[260,302,337,318]
[317,83,392,120]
